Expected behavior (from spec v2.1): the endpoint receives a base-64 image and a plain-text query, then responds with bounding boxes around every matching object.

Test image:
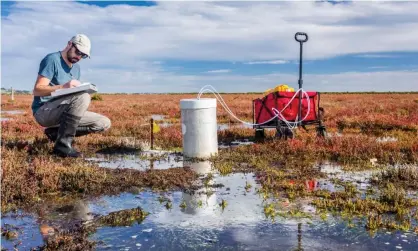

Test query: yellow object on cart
[263,84,295,96]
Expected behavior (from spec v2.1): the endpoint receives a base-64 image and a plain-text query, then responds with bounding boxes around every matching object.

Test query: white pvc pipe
[180,98,218,159]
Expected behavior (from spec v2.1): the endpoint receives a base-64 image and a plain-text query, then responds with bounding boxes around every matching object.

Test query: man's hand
[63,79,81,88]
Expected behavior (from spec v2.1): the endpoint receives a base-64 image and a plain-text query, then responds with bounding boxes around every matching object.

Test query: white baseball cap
[70,34,91,58]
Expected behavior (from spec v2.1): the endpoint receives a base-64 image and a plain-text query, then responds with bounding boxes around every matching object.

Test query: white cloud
[244,60,288,65]
[76,69,418,93]
[355,54,399,58]
[184,70,418,94]
[1,1,418,92]
[205,69,231,73]
[367,66,388,69]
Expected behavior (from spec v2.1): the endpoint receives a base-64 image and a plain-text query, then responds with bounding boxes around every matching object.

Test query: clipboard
[51,83,98,97]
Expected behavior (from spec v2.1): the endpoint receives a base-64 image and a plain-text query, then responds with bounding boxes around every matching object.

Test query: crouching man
[31,34,111,158]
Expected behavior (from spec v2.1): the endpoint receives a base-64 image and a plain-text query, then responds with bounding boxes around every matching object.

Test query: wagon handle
[295,32,308,126]
[295,32,308,43]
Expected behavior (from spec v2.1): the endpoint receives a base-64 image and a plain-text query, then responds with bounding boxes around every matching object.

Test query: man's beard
[67,51,79,63]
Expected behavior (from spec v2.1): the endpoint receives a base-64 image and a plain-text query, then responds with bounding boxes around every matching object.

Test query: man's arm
[33,76,82,96]
[33,75,64,96]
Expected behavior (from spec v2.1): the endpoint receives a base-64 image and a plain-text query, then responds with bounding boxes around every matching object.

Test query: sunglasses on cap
[72,44,88,59]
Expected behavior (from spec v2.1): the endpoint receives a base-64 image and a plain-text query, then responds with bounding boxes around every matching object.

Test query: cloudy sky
[2,0,418,93]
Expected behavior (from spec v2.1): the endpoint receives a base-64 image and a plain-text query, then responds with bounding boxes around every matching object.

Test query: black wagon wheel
[255,128,265,141]
[276,125,294,140]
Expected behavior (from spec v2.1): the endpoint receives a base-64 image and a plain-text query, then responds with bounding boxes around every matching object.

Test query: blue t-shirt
[31,52,81,114]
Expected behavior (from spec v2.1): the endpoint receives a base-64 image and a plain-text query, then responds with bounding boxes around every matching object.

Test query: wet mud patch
[85,150,183,170]
[151,114,165,121]
[317,162,380,192]
[1,110,25,115]
[217,123,253,131]
[219,139,254,149]
[0,110,26,124]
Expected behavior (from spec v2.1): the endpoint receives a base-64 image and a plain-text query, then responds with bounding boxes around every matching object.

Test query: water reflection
[1,212,45,250]
[52,200,93,222]
[0,200,94,250]
[154,160,264,228]
[181,160,217,216]
[35,199,94,240]
[85,151,183,170]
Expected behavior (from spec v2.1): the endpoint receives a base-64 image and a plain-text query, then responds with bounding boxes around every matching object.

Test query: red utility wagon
[252,32,327,139]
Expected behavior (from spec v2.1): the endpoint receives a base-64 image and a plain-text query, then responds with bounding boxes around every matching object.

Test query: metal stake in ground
[295,32,308,127]
[150,118,154,150]
[10,87,15,103]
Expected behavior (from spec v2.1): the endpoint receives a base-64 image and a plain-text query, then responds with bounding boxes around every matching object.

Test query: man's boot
[53,112,83,158]
[45,127,59,142]
[45,126,91,142]
[74,126,91,137]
